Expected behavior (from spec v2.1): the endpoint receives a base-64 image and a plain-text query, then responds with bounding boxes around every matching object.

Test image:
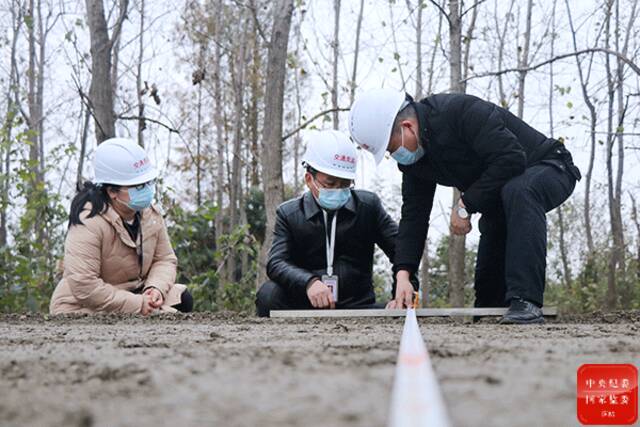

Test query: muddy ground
[1,312,638,427]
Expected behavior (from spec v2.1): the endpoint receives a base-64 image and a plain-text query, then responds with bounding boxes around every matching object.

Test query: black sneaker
[500,297,544,324]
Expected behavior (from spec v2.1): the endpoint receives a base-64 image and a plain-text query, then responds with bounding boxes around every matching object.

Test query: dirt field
[1,312,638,427]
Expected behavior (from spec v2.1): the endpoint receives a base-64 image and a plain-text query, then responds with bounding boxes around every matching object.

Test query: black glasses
[130,179,156,191]
[313,176,353,190]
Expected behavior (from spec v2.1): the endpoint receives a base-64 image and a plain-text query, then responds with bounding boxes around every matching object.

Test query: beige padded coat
[49,203,186,314]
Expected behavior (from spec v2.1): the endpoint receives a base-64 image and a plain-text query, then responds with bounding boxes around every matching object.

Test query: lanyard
[322,210,338,276]
[135,212,144,279]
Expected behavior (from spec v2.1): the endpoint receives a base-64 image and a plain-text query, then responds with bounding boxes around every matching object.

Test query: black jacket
[266,190,398,308]
[395,93,580,274]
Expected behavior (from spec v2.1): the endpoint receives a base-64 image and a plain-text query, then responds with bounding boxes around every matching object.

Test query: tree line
[0,0,638,312]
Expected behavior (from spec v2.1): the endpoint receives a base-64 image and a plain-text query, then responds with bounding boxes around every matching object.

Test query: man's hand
[450,199,472,236]
[306,279,335,309]
[140,294,156,316]
[143,287,164,308]
[386,270,415,309]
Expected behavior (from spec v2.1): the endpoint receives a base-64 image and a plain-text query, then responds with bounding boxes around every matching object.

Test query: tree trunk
[427,10,443,95]
[611,0,637,307]
[630,195,640,284]
[85,0,128,143]
[548,0,570,289]
[26,0,45,245]
[292,14,304,194]
[110,0,127,106]
[1,2,23,247]
[388,2,406,87]
[349,0,365,104]
[36,0,46,177]
[494,0,515,107]
[415,0,423,99]
[604,0,618,310]
[249,18,261,188]
[196,78,203,208]
[228,12,249,282]
[461,0,479,90]
[136,0,145,147]
[413,0,428,305]
[420,241,430,307]
[331,0,341,129]
[351,0,365,185]
[76,106,91,189]
[516,0,533,119]
[257,0,295,288]
[447,0,466,308]
[565,0,596,256]
[213,0,226,279]
[27,0,43,184]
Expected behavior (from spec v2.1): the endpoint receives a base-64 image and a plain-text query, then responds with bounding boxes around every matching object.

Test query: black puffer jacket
[395,93,580,274]
[267,190,398,308]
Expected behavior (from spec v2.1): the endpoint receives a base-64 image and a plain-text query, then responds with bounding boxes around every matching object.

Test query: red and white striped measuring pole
[388,307,451,427]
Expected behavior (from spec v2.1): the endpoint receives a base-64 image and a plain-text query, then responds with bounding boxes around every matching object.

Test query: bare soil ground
[1,312,638,427]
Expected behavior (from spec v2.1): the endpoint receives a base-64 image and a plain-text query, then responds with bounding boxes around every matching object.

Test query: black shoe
[500,297,544,324]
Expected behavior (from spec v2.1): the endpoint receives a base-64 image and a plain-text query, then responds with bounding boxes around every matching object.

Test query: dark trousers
[255,281,312,317]
[474,159,577,308]
[255,280,385,317]
[172,289,194,313]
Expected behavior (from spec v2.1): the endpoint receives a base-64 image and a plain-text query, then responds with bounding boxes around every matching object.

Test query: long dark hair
[69,181,120,226]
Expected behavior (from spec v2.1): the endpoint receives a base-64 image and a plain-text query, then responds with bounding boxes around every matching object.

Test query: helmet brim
[373,146,387,164]
[305,161,356,181]
[96,167,158,186]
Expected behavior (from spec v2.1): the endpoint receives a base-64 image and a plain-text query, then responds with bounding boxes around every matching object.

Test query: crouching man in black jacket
[256,130,401,317]
[349,89,581,324]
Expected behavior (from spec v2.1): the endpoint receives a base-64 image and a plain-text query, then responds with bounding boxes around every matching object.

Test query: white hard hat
[94,138,158,186]
[348,88,408,164]
[302,130,357,180]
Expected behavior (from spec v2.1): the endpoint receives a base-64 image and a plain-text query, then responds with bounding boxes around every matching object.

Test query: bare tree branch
[282,107,349,141]
[464,48,640,82]
[109,0,129,50]
[72,77,107,141]
[428,0,451,25]
[230,0,268,44]
[119,115,180,133]
[461,0,486,18]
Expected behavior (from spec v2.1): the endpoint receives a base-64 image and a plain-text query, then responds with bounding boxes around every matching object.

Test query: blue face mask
[313,180,351,211]
[391,126,425,165]
[318,188,351,211]
[126,182,155,211]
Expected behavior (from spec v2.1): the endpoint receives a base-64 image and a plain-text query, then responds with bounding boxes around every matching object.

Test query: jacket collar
[302,190,357,221]
[101,204,138,248]
[413,100,431,148]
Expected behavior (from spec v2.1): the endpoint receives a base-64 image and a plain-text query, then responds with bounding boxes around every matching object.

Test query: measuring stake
[388,308,451,427]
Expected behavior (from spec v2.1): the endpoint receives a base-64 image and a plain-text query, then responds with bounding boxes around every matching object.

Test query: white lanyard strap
[322,210,338,276]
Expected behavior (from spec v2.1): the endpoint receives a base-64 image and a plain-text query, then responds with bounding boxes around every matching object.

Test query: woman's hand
[140,294,155,316]
[143,287,164,309]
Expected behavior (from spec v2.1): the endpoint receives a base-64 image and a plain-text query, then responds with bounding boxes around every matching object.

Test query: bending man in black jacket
[349,89,581,324]
[256,130,400,317]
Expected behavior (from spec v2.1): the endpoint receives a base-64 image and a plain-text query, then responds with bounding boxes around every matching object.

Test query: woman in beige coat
[50,138,192,315]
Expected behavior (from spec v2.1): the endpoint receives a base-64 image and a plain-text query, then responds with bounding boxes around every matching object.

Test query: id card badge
[322,274,339,303]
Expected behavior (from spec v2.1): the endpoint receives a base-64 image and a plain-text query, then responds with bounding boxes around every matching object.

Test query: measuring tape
[388,302,451,427]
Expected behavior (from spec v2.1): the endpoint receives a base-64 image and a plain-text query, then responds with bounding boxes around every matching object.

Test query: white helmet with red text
[94,138,158,186]
[348,88,408,164]
[302,130,357,180]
